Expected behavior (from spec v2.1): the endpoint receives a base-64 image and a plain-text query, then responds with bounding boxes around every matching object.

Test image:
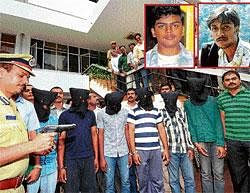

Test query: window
[0,33,16,53]
[69,54,79,72]
[30,38,106,73]
[57,44,67,71]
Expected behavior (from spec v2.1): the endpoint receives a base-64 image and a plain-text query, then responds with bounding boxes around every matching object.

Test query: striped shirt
[161,108,194,153]
[217,87,250,141]
[127,107,162,150]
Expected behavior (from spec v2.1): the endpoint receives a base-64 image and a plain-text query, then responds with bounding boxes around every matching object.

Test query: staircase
[90,78,116,98]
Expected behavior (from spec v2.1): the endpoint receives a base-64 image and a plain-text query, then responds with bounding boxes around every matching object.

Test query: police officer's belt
[0,176,23,190]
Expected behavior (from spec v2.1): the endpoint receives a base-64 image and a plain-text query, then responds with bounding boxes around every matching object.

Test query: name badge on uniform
[6,115,16,120]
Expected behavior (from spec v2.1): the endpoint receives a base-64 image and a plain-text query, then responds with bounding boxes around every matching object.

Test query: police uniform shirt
[0,91,29,181]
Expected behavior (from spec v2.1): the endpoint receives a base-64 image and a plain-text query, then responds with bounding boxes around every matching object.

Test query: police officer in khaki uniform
[0,54,55,193]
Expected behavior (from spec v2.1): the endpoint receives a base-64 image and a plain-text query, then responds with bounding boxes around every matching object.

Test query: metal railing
[84,64,223,96]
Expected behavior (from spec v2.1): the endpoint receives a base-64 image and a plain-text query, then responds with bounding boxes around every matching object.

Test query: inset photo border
[144,4,195,69]
[198,2,250,68]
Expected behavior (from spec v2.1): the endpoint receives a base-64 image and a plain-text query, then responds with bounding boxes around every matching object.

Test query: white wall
[0,0,110,33]
[29,69,89,92]
[15,33,31,54]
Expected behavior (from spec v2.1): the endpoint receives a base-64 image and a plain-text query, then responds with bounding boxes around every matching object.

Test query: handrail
[85,64,224,94]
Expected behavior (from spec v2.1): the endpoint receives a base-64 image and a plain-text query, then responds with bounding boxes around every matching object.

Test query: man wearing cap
[58,88,98,193]
[0,53,55,193]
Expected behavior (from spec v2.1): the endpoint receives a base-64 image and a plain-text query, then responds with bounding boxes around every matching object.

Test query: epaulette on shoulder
[0,96,10,105]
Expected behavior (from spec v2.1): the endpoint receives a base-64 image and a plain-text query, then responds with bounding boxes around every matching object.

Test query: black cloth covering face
[105,91,124,115]
[69,88,90,119]
[136,87,154,111]
[161,92,179,118]
[187,77,208,105]
[32,87,57,122]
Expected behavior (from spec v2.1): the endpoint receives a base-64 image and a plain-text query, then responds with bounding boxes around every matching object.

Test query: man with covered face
[97,91,130,193]
[57,88,98,193]
[184,78,226,193]
[27,88,58,193]
[127,88,169,193]
[161,92,195,193]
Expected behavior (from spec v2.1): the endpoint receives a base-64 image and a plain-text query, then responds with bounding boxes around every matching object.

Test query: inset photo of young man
[199,3,250,68]
[145,4,195,68]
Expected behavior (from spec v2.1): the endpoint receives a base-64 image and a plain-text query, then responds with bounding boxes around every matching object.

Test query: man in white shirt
[201,6,250,67]
[146,6,193,68]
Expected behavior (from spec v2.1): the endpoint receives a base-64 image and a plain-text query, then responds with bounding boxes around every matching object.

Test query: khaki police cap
[0,53,36,76]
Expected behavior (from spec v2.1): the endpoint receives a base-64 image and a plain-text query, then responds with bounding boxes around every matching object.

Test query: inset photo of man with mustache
[199,3,250,68]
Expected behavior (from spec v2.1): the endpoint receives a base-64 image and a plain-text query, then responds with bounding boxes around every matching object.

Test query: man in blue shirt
[58,88,99,193]
[27,88,58,193]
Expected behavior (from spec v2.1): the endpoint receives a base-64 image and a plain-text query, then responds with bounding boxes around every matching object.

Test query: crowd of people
[0,4,250,193]
[107,33,150,92]
[0,52,250,193]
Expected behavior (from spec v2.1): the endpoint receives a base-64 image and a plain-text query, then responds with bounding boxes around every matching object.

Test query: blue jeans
[27,170,57,193]
[105,155,130,193]
[129,164,139,193]
[134,58,149,88]
[199,142,224,193]
[226,139,250,193]
[64,156,96,193]
[136,149,164,193]
[139,68,149,88]
[168,152,195,193]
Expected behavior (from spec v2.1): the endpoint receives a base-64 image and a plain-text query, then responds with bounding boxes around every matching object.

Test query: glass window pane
[69,54,79,72]
[1,33,16,53]
[99,51,107,66]
[58,44,67,52]
[35,48,43,69]
[45,42,56,51]
[80,53,90,72]
[1,33,16,43]
[69,46,78,54]
[90,50,98,64]
[80,48,89,55]
[44,50,56,70]
[57,51,67,71]
[31,38,43,48]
